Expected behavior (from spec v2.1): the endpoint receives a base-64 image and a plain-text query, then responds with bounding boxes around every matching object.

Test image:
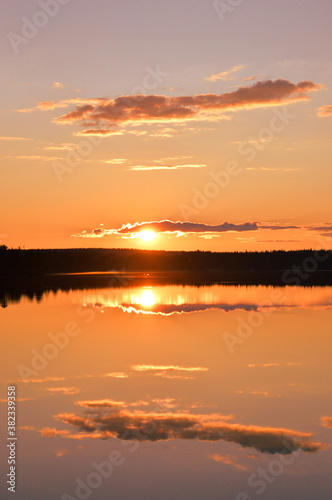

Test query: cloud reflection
[52,405,326,455]
[78,285,332,317]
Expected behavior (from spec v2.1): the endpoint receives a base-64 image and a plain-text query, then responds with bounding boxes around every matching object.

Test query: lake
[1,283,332,500]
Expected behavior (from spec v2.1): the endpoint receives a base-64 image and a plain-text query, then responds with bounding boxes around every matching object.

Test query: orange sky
[1,1,332,251]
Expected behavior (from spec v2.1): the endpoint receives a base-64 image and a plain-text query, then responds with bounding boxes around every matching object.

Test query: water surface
[1,284,331,500]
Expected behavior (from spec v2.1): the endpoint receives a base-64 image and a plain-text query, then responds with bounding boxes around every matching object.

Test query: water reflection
[77,285,332,316]
[1,283,332,500]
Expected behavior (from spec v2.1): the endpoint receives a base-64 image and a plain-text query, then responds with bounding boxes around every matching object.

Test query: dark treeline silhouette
[0,248,332,307]
[1,247,332,275]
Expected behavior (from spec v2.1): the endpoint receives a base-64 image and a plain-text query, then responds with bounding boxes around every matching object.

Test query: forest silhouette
[1,247,332,308]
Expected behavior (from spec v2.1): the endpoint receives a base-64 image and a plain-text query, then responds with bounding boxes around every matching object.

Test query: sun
[139,230,156,242]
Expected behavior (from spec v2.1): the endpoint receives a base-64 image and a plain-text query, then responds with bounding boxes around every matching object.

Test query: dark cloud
[71,220,302,239]
[51,80,321,133]
[54,408,326,454]
[72,220,260,238]
[117,221,258,233]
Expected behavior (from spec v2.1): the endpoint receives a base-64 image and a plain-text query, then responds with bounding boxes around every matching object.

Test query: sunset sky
[1,0,332,251]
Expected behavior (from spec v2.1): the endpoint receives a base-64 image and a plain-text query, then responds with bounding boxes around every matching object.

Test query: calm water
[1,284,332,500]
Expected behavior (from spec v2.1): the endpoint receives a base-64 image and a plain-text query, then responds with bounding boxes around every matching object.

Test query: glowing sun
[139,230,156,242]
[140,290,156,307]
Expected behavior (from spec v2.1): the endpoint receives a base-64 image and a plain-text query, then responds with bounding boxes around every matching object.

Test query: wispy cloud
[0,136,31,141]
[246,167,300,172]
[103,158,127,164]
[321,417,332,429]
[77,399,127,409]
[52,81,65,90]
[208,454,248,470]
[4,155,63,162]
[40,428,71,437]
[101,372,129,378]
[248,362,301,368]
[205,65,244,82]
[243,75,260,82]
[132,364,208,373]
[317,105,332,117]
[22,376,65,384]
[130,164,206,171]
[45,387,80,395]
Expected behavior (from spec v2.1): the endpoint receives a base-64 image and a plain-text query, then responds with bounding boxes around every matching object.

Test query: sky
[1,0,332,251]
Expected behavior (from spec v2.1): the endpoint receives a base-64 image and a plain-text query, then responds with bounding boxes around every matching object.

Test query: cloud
[38,101,70,111]
[50,80,321,135]
[71,219,302,240]
[248,363,300,368]
[45,387,80,395]
[4,155,63,162]
[71,220,260,239]
[77,399,154,409]
[53,407,326,454]
[40,427,71,437]
[208,454,248,470]
[246,167,300,172]
[119,303,259,316]
[101,372,129,378]
[103,158,127,164]
[153,373,195,380]
[52,81,65,90]
[132,364,208,373]
[77,400,127,409]
[205,65,244,82]
[243,75,260,82]
[41,143,76,151]
[235,390,281,399]
[129,364,208,380]
[15,97,100,114]
[321,417,332,429]
[75,129,124,137]
[0,136,31,141]
[130,164,207,171]
[0,398,33,403]
[317,105,332,117]
[55,449,68,457]
[306,224,332,233]
[23,376,65,384]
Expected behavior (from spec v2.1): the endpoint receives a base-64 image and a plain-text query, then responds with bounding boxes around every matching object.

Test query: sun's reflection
[76,284,332,317]
[139,289,156,307]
